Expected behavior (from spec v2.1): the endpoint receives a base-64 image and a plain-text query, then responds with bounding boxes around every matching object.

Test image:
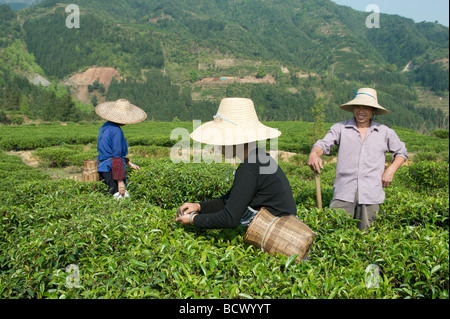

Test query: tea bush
[1,169,447,299]
[2,122,448,158]
[34,144,98,168]
[432,129,449,139]
[0,152,50,192]
[0,122,448,299]
[401,161,449,191]
[128,159,233,208]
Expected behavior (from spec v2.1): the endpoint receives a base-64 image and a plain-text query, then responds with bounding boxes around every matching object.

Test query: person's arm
[382,155,406,187]
[308,123,341,174]
[117,179,126,194]
[111,158,125,193]
[175,202,201,225]
[179,166,257,229]
[125,157,140,170]
[109,128,127,194]
[175,188,233,225]
[382,128,408,187]
[197,189,231,213]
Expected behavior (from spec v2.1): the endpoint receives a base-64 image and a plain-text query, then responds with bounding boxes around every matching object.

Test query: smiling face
[353,105,376,127]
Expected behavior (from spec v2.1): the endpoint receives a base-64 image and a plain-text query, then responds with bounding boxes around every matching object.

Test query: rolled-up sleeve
[387,128,408,162]
[314,123,341,155]
[194,167,257,229]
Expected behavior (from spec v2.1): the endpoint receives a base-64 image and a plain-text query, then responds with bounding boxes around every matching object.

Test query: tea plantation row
[1,121,448,160]
[0,122,448,299]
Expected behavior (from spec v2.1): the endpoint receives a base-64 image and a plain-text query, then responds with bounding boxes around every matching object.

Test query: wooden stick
[314,171,322,209]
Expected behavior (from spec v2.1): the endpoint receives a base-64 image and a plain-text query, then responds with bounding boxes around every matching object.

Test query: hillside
[0,0,448,132]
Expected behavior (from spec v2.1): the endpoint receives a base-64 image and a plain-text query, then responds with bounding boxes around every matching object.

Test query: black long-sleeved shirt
[193,147,297,229]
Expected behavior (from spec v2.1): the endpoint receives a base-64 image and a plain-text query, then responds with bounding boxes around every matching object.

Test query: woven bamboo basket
[82,159,99,182]
[244,207,317,263]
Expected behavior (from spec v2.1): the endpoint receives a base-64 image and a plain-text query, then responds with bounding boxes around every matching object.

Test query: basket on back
[82,159,99,182]
[244,207,317,263]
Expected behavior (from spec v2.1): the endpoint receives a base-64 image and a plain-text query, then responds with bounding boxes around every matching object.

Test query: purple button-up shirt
[314,118,408,205]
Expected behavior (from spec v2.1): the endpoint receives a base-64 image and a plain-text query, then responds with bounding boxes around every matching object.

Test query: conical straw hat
[339,88,389,115]
[95,99,147,124]
[190,98,281,146]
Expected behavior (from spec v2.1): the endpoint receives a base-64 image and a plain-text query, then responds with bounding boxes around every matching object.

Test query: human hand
[307,152,323,174]
[175,203,200,224]
[175,213,197,225]
[118,180,126,195]
[382,168,395,187]
[129,162,140,170]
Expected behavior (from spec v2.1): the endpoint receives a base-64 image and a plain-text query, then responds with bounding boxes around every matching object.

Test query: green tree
[91,95,98,107]
[256,66,266,79]
[311,97,325,142]
[189,69,199,83]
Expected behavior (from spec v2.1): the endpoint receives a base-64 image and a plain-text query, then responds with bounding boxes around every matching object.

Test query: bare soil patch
[62,67,123,104]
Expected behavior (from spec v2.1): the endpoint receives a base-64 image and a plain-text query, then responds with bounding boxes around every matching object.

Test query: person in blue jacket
[95,99,147,195]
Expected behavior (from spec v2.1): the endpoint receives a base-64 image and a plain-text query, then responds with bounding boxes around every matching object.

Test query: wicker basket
[244,207,317,263]
[82,159,99,182]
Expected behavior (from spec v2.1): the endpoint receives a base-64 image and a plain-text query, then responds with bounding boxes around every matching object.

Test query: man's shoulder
[103,122,123,134]
[371,121,396,132]
[336,119,354,128]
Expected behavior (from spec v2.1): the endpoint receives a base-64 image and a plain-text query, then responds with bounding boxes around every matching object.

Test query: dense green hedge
[1,123,448,161]
[0,146,448,299]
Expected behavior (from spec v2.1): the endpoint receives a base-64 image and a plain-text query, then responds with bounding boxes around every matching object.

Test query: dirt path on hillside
[7,150,83,181]
[8,150,40,167]
[196,75,276,85]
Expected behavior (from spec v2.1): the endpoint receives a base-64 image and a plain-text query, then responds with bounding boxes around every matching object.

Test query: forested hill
[0,0,448,133]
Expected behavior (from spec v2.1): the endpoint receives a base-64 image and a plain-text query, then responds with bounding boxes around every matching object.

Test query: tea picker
[89,99,147,197]
[308,88,408,231]
[175,97,316,263]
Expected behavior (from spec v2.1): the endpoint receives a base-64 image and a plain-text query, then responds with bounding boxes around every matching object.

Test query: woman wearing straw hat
[308,88,408,231]
[95,98,147,196]
[175,97,297,228]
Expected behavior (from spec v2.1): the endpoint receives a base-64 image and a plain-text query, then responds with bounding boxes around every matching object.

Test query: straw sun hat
[339,88,389,115]
[190,98,281,146]
[95,99,147,124]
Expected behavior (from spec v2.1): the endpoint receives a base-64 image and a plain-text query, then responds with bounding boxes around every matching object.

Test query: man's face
[353,105,376,126]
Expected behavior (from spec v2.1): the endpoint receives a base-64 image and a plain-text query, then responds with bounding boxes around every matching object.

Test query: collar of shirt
[104,121,121,128]
[345,117,380,133]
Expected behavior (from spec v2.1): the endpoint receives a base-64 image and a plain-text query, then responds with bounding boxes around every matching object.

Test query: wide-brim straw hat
[95,99,147,124]
[339,88,389,115]
[190,98,281,146]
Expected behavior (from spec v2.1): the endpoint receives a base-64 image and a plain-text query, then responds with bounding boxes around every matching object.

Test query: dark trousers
[99,171,118,195]
[330,189,380,231]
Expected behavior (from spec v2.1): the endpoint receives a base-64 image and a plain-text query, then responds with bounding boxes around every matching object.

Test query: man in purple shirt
[308,88,408,231]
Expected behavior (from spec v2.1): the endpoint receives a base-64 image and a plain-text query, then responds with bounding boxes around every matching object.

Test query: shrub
[432,129,449,139]
[0,123,448,300]
[34,145,97,167]
[402,161,449,190]
[128,159,232,208]
[412,151,440,162]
